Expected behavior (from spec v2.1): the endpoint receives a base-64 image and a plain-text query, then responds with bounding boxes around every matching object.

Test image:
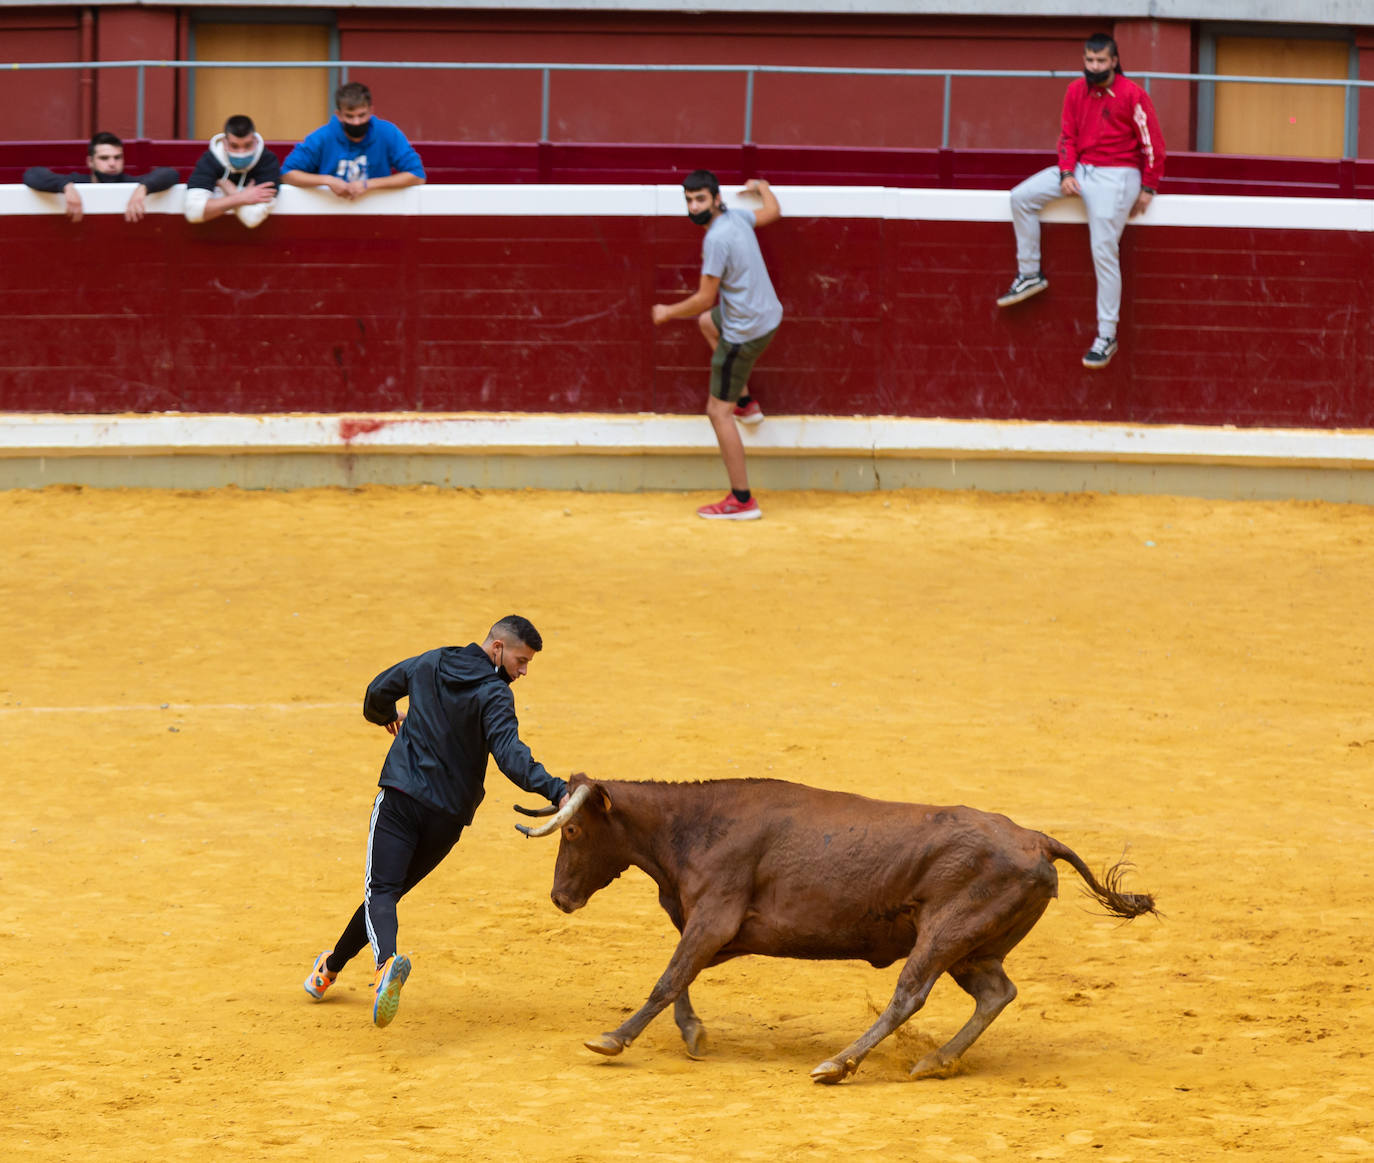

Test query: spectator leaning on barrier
[652,169,783,522]
[184,114,280,229]
[280,81,425,200]
[996,31,1166,371]
[22,131,179,224]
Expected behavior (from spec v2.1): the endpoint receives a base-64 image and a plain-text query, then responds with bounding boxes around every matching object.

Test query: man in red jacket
[996,32,1166,370]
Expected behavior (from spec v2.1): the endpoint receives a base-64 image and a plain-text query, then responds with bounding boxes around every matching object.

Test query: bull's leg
[585,909,742,1058]
[910,958,1017,1079]
[674,990,708,1059]
[810,949,945,1085]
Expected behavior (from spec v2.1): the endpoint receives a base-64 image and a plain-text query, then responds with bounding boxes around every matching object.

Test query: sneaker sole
[734,414,765,426]
[1082,352,1117,370]
[373,955,412,1028]
[698,509,762,521]
[996,283,1048,308]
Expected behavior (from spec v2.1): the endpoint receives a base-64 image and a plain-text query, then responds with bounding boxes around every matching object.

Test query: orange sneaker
[371,954,412,1028]
[303,950,337,1001]
[697,494,762,521]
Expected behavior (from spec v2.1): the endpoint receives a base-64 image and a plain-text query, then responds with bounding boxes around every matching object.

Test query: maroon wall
[0,9,87,140]
[7,141,1373,196]
[0,8,1195,153]
[0,206,1366,428]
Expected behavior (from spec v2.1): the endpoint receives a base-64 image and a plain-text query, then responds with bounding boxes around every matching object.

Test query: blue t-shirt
[281,116,425,184]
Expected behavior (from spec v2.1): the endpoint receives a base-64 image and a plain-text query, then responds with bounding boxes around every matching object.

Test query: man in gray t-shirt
[652,168,783,521]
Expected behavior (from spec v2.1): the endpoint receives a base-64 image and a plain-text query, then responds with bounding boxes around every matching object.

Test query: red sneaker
[733,400,764,425]
[697,494,762,521]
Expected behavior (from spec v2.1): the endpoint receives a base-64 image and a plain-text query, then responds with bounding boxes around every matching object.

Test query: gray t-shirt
[701,208,784,344]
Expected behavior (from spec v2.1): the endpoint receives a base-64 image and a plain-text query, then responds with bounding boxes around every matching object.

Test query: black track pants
[326,787,465,974]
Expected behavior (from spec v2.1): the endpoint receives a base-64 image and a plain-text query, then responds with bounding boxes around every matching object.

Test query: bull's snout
[551,891,582,914]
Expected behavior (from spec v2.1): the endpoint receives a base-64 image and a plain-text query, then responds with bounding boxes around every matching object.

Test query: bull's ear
[597,785,613,813]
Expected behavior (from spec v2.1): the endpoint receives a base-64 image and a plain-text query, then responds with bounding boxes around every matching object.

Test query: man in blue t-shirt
[651,169,783,521]
[281,81,425,200]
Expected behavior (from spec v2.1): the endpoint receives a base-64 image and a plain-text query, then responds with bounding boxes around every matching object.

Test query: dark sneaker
[1082,337,1119,369]
[996,272,1049,307]
[697,494,762,521]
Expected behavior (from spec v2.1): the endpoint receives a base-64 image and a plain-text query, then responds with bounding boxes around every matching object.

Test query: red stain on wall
[339,418,392,442]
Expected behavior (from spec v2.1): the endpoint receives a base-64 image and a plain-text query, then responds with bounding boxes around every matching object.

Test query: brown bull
[517,774,1157,1084]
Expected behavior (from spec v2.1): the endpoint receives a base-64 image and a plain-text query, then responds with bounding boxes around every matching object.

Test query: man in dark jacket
[23,131,179,224]
[183,114,279,229]
[303,615,569,1028]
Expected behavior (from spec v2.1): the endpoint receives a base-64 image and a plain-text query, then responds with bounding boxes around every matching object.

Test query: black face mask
[341,120,370,141]
[1084,67,1113,86]
[687,208,713,226]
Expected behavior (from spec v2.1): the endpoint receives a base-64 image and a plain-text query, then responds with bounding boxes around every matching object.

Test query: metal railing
[6,59,1371,154]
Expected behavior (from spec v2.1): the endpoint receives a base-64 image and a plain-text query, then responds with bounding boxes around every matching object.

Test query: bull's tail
[1046,837,1159,920]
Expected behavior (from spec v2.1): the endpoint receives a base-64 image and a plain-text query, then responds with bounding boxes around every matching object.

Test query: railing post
[744,69,755,145]
[137,63,145,139]
[941,73,952,149]
[541,67,550,142]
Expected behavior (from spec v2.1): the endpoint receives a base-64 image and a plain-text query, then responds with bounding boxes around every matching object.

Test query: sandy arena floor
[2,485,1372,1161]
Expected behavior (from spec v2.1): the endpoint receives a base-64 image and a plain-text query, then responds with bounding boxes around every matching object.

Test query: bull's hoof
[584,1032,628,1057]
[680,1020,708,1061]
[809,1057,857,1085]
[910,1052,960,1080]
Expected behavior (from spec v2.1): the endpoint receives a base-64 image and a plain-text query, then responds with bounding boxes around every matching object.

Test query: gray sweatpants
[1010,163,1142,340]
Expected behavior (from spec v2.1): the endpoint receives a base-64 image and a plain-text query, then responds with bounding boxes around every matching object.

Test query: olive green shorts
[709,305,779,403]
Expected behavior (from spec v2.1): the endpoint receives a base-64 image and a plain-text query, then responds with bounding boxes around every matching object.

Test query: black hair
[490,615,543,652]
[682,169,721,198]
[88,131,123,155]
[224,114,255,138]
[1085,32,1122,70]
[335,81,373,110]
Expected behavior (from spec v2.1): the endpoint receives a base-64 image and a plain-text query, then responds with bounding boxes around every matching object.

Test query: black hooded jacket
[22,165,179,194]
[362,644,566,822]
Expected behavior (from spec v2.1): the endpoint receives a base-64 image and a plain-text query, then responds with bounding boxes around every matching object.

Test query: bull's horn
[515,783,592,838]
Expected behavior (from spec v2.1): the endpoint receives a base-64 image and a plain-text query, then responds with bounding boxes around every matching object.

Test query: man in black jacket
[23,131,179,223]
[303,615,570,1028]
[184,114,279,229]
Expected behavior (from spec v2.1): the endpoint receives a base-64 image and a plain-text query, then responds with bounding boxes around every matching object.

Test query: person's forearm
[662,289,715,321]
[280,170,328,188]
[199,196,239,221]
[364,172,424,191]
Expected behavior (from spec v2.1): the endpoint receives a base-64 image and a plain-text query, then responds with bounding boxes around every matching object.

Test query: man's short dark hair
[335,81,373,110]
[490,615,542,652]
[682,169,720,198]
[1085,33,1119,60]
[88,131,122,156]
[224,114,255,138]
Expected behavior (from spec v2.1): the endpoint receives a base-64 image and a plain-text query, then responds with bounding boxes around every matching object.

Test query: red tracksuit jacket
[1057,73,1166,190]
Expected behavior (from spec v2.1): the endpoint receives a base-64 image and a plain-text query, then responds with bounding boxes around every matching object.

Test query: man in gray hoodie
[303,615,570,1028]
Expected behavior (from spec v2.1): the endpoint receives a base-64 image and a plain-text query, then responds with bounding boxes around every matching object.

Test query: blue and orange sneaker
[371,954,412,1028]
[303,950,337,1001]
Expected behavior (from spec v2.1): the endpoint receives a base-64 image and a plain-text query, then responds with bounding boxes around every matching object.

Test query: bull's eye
[565,824,581,840]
